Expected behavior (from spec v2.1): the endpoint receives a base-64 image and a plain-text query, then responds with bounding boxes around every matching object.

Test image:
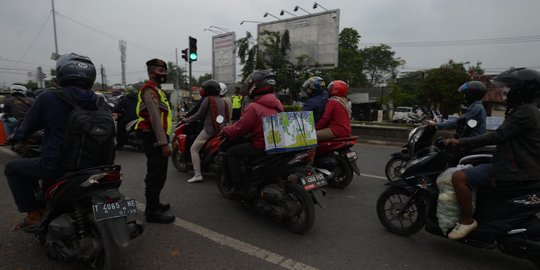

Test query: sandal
[11,218,41,233]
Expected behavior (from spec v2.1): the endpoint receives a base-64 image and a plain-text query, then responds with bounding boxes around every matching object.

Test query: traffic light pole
[189,60,192,100]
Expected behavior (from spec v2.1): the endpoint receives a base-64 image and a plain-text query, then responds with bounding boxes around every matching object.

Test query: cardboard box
[263,111,317,154]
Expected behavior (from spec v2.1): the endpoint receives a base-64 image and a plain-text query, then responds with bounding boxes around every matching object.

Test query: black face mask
[155,74,167,84]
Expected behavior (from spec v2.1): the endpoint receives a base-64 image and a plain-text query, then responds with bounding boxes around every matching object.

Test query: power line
[361,34,540,48]
[55,12,174,59]
[0,57,55,69]
[11,12,52,68]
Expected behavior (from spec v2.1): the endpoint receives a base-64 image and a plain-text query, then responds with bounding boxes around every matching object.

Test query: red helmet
[327,80,348,97]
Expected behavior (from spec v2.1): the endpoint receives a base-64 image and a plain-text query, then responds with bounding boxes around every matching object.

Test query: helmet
[302,76,326,94]
[56,53,96,89]
[244,70,276,99]
[201,80,221,96]
[219,82,228,96]
[9,85,28,96]
[458,81,487,104]
[327,80,348,97]
[491,68,540,105]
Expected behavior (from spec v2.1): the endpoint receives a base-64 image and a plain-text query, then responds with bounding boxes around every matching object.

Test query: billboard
[257,9,340,68]
[212,32,236,83]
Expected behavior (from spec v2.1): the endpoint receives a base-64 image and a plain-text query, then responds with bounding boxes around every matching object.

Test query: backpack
[52,89,116,172]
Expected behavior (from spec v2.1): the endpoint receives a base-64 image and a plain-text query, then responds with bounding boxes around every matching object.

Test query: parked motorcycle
[314,136,360,188]
[376,135,540,268]
[19,146,144,269]
[122,119,143,150]
[215,137,326,234]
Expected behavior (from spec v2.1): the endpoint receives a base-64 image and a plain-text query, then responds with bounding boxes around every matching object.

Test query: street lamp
[204,28,222,35]
[263,12,280,20]
[210,25,230,33]
[240,20,262,25]
[293,5,311,14]
[313,2,329,11]
[280,10,297,17]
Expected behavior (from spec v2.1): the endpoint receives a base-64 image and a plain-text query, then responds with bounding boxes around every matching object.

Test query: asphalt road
[0,143,535,270]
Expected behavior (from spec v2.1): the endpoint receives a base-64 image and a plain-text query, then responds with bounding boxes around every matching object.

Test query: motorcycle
[215,137,327,234]
[384,119,493,181]
[18,145,144,269]
[122,119,143,150]
[376,132,540,268]
[171,120,220,174]
[314,136,361,188]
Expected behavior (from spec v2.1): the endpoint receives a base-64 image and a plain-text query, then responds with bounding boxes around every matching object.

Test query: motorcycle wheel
[171,148,189,172]
[216,169,233,200]
[91,217,121,270]
[376,187,425,236]
[328,157,354,188]
[385,157,407,181]
[283,183,315,234]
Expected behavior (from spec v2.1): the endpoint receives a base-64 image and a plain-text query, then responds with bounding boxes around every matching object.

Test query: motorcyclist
[446,68,540,240]
[301,76,328,123]
[183,80,228,183]
[428,81,487,138]
[113,86,138,150]
[222,70,283,186]
[220,82,233,124]
[4,53,100,231]
[316,80,352,142]
[3,85,34,132]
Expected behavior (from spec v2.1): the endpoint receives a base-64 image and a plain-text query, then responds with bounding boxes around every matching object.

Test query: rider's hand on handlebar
[445,138,460,146]
[427,120,436,127]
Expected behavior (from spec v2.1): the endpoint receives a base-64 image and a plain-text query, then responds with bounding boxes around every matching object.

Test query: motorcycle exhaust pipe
[315,167,334,179]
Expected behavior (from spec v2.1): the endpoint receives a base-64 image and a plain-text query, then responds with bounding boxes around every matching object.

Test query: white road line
[136,202,318,270]
[360,173,387,180]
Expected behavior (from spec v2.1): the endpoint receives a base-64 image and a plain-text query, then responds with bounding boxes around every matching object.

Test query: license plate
[92,199,137,221]
[301,173,327,191]
[346,151,358,161]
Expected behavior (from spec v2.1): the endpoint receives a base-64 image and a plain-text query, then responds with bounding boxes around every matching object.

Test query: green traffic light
[189,52,198,61]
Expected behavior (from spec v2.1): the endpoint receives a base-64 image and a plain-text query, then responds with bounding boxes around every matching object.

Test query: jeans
[4,158,63,212]
[141,131,169,213]
[227,143,265,185]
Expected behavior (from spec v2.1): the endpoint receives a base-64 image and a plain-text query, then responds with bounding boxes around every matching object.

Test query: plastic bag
[436,164,474,235]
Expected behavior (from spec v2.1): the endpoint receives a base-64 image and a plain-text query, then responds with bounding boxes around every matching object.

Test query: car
[392,106,414,123]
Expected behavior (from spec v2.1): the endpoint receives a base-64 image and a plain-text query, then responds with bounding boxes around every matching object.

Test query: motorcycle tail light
[81,172,123,187]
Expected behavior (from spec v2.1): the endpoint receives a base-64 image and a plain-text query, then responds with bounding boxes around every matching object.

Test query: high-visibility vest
[232,95,243,109]
[135,81,172,134]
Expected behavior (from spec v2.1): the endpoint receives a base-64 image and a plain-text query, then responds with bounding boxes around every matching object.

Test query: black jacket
[460,101,540,183]
[113,93,138,123]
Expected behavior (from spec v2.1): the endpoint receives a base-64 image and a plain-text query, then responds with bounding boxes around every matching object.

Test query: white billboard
[257,10,340,68]
[212,32,236,83]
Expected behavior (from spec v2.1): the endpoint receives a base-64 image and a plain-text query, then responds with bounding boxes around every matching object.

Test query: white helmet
[219,82,228,96]
[9,85,28,96]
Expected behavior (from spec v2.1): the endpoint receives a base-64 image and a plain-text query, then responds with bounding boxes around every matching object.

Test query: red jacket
[316,99,351,138]
[223,94,284,149]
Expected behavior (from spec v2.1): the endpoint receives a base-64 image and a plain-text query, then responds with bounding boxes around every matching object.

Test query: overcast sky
[1,0,540,87]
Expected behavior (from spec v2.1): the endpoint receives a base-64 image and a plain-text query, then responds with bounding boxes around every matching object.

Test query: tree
[196,73,212,85]
[327,28,366,87]
[166,61,186,89]
[417,60,471,115]
[360,44,405,87]
[236,32,259,82]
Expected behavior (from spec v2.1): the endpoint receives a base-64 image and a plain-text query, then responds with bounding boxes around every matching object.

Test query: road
[0,143,535,270]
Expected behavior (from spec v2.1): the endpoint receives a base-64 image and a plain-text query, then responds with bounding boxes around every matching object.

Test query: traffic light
[181,48,189,62]
[189,36,197,62]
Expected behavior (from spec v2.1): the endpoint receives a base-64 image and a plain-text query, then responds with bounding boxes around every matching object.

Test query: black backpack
[52,90,115,172]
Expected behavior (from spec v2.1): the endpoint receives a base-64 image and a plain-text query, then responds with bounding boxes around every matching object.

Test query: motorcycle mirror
[467,119,478,128]
[216,115,224,124]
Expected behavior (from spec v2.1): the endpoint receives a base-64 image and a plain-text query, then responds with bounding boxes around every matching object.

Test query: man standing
[135,58,175,224]
[231,87,243,121]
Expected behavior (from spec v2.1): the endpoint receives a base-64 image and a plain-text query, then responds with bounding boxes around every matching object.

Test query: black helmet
[491,68,540,105]
[244,70,276,99]
[458,81,487,104]
[56,53,96,89]
[201,80,221,96]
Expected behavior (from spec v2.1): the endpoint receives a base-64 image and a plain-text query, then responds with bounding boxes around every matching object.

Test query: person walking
[135,58,175,224]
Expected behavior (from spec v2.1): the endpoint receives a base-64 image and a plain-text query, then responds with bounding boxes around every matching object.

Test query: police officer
[135,58,175,224]
[231,87,243,121]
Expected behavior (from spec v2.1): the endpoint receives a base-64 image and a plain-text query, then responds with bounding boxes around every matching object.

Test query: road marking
[136,202,318,270]
[360,173,387,180]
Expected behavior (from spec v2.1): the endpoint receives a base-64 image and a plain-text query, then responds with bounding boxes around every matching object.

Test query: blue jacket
[13,87,98,161]
[302,91,328,123]
[436,101,486,138]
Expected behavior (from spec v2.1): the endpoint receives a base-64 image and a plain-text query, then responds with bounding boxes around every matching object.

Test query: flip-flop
[10,218,40,233]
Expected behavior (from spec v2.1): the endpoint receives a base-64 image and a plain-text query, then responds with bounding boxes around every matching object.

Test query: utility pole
[100,65,105,89]
[119,40,127,87]
[51,0,58,54]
